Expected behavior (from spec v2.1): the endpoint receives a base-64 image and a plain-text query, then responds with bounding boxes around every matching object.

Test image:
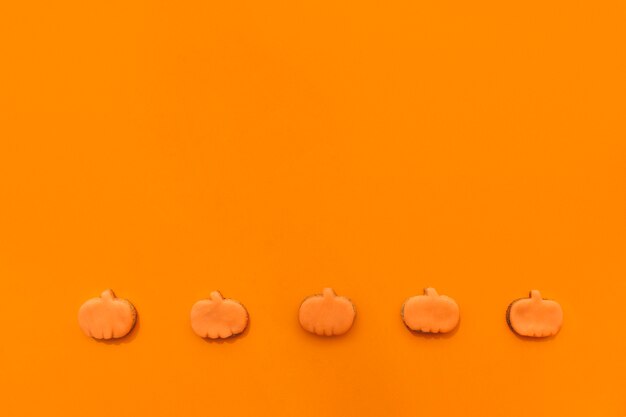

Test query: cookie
[78,289,137,340]
[190,291,249,339]
[298,288,356,336]
[506,290,563,338]
[401,287,459,334]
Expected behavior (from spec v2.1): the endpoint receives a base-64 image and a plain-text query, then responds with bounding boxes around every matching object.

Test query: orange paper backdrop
[1,1,626,416]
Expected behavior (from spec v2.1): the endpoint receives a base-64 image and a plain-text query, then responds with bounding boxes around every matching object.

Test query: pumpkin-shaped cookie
[506,290,563,338]
[190,291,249,339]
[401,287,459,334]
[298,288,355,336]
[78,289,137,340]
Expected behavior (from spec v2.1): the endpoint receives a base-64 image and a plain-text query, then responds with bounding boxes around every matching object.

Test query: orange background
[1,1,626,416]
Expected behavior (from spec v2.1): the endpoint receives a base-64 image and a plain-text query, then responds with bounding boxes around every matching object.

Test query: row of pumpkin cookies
[78,287,563,341]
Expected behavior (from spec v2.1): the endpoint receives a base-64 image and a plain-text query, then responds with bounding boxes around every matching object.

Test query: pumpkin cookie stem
[100,289,116,300]
[322,288,335,299]
[210,291,224,302]
[424,288,438,297]
[529,290,542,301]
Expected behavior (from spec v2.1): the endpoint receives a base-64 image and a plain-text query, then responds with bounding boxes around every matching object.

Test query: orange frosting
[298,288,355,336]
[78,289,137,340]
[401,288,459,334]
[507,290,563,338]
[190,291,249,339]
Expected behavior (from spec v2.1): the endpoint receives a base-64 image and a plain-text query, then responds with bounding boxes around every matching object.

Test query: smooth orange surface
[1,1,626,416]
